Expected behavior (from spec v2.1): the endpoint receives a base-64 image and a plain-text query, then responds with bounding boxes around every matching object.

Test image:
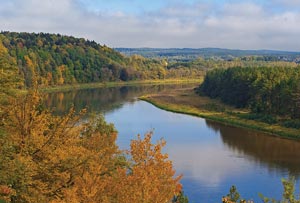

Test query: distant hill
[115,48,300,62]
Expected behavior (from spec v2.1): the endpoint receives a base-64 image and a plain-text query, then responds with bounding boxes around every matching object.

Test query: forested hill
[0,32,201,87]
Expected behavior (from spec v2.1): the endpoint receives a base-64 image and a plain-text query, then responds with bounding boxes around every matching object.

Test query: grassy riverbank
[41,78,203,93]
[140,87,300,140]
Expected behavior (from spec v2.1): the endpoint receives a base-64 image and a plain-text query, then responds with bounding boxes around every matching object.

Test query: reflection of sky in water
[48,86,300,203]
[105,101,300,203]
[168,144,247,185]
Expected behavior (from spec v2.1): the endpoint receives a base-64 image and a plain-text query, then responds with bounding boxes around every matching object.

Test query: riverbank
[40,78,203,93]
[140,86,300,140]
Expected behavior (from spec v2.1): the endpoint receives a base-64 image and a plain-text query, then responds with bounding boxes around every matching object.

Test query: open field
[40,79,203,93]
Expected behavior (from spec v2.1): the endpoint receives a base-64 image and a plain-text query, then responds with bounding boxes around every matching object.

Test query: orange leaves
[1,91,182,203]
[130,133,168,164]
[56,65,66,85]
[1,91,88,201]
[0,185,16,203]
[113,133,182,203]
[0,185,12,196]
[63,132,182,203]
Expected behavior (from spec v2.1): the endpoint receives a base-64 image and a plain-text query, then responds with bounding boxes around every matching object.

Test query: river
[46,84,300,203]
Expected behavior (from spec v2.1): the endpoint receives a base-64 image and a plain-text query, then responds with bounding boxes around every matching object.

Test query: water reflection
[47,85,300,202]
[104,101,294,202]
[205,120,300,177]
[168,143,247,185]
[45,84,192,115]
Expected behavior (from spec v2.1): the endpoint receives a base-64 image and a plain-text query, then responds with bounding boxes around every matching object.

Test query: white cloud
[167,143,250,185]
[0,0,300,51]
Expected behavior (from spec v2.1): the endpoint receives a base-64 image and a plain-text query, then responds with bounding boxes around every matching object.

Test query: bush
[237,113,278,124]
[283,120,300,129]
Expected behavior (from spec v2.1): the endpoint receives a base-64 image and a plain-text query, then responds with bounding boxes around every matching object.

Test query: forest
[0,34,185,202]
[199,65,300,127]
[2,32,299,90]
[0,32,204,88]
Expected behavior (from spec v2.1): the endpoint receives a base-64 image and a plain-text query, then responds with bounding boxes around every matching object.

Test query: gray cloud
[0,0,300,51]
[274,0,300,7]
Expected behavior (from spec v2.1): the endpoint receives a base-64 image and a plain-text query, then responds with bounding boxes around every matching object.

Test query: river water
[46,84,300,203]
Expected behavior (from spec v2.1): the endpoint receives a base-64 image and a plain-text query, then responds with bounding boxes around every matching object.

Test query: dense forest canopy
[2,31,299,89]
[0,32,204,88]
[199,66,300,119]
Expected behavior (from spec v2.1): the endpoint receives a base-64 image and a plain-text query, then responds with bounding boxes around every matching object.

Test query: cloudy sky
[1,0,300,51]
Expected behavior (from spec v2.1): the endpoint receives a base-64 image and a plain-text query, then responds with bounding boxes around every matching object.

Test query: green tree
[0,38,22,99]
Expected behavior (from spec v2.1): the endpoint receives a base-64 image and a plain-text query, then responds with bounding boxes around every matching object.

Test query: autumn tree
[0,90,89,202]
[110,133,182,203]
[0,90,182,203]
[57,115,122,203]
[22,55,37,88]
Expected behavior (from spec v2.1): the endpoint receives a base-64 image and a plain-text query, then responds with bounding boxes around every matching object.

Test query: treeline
[199,66,300,119]
[0,32,203,88]
[116,47,300,63]
[169,57,298,71]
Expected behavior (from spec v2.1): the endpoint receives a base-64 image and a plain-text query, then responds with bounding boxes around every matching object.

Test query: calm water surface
[47,84,300,203]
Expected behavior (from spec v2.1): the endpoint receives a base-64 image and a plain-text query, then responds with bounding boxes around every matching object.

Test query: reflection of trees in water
[205,120,300,177]
[46,84,192,115]
[205,120,221,134]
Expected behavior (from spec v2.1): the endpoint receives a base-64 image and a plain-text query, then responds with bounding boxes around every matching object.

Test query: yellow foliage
[0,90,182,203]
[56,65,65,85]
[110,133,182,203]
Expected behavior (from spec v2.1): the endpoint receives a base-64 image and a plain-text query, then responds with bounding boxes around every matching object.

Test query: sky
[1,0,300,51]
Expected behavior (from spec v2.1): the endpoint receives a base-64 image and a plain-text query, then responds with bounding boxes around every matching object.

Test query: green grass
[40,78,203,93]
[140,95,300,140]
